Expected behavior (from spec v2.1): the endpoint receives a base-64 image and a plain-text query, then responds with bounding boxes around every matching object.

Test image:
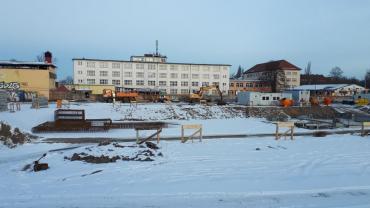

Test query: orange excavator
[102,89,138,103]
[190,85,225,105]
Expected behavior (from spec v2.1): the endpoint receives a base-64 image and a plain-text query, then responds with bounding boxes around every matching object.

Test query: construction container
[237,92,292,106]
[284,90,310,106]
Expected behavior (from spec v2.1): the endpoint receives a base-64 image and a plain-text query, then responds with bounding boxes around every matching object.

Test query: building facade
[243,60,301,92]
[228,79,272,96]
[0,51,57,99]
[73,54,230,95]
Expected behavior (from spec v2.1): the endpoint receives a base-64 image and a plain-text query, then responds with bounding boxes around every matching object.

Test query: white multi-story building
[73,54,230,95]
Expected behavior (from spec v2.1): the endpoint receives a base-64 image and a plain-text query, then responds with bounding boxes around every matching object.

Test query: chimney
[44,51,52,64]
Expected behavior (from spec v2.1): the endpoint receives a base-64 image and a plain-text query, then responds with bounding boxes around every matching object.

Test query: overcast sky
[1,0,370,80]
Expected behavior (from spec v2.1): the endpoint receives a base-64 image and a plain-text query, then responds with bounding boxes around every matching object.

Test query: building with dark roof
[243,60,301,92]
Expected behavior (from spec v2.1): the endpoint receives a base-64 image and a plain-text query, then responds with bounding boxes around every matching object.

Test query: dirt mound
[283,106,336,119]
[0,122,37,148]
[65,143,163,164]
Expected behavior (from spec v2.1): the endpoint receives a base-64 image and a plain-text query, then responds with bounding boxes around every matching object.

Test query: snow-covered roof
[0,60,56,68]
[293,84,363,91]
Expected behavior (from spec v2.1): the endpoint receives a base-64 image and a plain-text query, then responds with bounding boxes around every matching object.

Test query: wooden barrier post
[275,122,295,140]
[181,124,203,143]
[361,122,370,137]
[136,127,162,144]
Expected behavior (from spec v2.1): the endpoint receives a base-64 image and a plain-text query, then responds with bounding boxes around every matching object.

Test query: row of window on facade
[77,61,228,72]
[79,70,226,79]
[230,82,270,88]
[245,71,298,78]
[78,79,226,87]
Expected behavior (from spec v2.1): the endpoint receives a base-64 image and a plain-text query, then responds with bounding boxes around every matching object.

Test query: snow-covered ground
[1,102,370,207]
[1,135,370,207]
[0,102,293,139]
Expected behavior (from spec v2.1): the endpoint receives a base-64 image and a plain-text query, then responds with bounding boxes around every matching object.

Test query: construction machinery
[102,89,138,103]
[190,85,225,105]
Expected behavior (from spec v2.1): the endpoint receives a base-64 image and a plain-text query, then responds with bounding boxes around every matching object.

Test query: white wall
[73,59,230,95]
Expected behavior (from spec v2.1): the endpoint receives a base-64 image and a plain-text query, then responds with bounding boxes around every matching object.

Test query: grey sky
[1,0,370,79]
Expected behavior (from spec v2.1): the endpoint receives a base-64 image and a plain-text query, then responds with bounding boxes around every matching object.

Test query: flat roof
[0,60,56,68]
[72,58,231,66]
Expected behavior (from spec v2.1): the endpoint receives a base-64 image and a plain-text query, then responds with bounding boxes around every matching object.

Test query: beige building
[244,60,301,92]
[0,52,57,99]
[73,54,230,95]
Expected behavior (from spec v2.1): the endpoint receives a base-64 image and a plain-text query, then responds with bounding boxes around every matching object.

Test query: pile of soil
[0,122,37,148]
[244,106,337,120]
[65,141,163,164]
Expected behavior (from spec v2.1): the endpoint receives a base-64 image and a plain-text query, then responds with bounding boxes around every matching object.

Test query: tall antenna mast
[156,40,159,56]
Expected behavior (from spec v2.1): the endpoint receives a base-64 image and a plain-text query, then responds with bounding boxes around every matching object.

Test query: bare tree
[364,69,370,89]
[329,66,343,78]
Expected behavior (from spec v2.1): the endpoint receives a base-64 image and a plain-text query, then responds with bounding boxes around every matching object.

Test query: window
[136,80,144,86]
[77,61,83,65]
[230,83,234,87]
[100,79,108,85]
[262,96,270,100]
[223,83,226,86]
[148,64,156,70]
[112,80,121,85]
[222,75,227,78]
[148,73,156,78]
[286,71,292,75]
[202,74,210,79]
[292,78,297,82]
[124,80,132,85]
[212,82,219,86]
[124,72,132,77]
[112,63,120,69]
[170,65,178,71]
[181,65,190,71]
[77,79,83,83]
[87,79,95,84]
[99,62,108,68]
[192,65,199,71]
[87,62,95,68]
[112,71,120,77]
[159,64,167,70]
[181,89,189,94]
[170,73,178,79]
[213,66,221,72]
[170,81,177,86]
[159,73,167,78]
[148,81,156,86]
[202,82,209,87]
[192,82,199,87]
[292,72,298,75]
[159,81,167,86]
[170,89,177,94]
[136,72,144,78]
[181,81,188,87]
[87,70,95,76]
[181,74,189,79]
[136,63,144,69]
[202,66,210,71]
[77,70,83,75]
[192,74,199,79]
[213,74,220,79]
[100,71,108,77]
[124,63,132,69]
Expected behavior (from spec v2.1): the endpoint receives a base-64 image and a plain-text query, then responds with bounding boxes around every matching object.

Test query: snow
[1,102,370,207]
[1,135,370,207]
[0,102,294,139]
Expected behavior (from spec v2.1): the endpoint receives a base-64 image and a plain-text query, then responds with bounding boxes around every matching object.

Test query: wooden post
[275,122,295,140]
[362,122,370,137]
[136,130,139,144]
[181,124,202,143]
